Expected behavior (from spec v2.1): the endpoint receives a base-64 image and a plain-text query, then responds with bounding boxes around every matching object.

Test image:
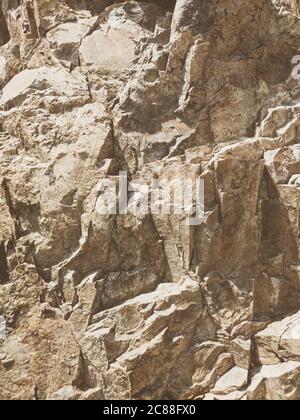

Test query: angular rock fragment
[211,367,248,396]
[46,17,98,67]
[255,311,300,365]
[0,66,89,110]
[248,361,300,400]
[230,338,251,370]
[80,277,205,399]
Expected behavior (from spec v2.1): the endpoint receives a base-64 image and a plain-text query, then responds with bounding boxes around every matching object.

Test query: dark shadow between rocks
[0,6,10,46]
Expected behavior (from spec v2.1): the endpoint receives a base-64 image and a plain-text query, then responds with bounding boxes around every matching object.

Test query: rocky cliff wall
[1,0,300,400]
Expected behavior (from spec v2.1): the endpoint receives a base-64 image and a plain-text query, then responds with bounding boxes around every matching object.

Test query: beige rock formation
[1,0,300,400]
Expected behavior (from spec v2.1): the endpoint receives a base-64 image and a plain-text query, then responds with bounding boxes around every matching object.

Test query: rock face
[1,0,300,400]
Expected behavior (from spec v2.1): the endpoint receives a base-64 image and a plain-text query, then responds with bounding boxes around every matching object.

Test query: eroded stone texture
[1,0,300,400]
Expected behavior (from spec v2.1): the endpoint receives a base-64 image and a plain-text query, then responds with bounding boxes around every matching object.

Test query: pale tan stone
[212,367,248,396]
[248,361,300,400]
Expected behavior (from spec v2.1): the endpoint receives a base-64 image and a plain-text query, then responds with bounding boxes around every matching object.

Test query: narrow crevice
[2,178,25,239]
[33,385,40,401]
[0,6,10,46]
[25,3,39,39]
[0,241,10,284]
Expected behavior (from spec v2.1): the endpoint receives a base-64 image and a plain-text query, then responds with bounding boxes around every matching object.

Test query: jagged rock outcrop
[1,0,300,400]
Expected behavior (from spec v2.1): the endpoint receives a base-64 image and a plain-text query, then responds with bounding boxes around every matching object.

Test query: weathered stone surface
[211,367,248,396]
[0,66,89,110]
[46,17,98,67]
[255,311,300,365]
[80,277,205,399]
[248,361,300,400]
[230,338,251,370]
[0,311,81,400]
[0,42,21,88]
[1,0,300,401]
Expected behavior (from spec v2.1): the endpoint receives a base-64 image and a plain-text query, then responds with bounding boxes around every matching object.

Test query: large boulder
[79,277,208,399]
[0,66,89,110]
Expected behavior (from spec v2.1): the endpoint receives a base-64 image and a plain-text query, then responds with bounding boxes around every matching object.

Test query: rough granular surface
[1,0,300,400]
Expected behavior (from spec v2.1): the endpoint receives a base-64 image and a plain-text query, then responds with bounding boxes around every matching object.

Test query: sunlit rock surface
[1,0,300,400]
